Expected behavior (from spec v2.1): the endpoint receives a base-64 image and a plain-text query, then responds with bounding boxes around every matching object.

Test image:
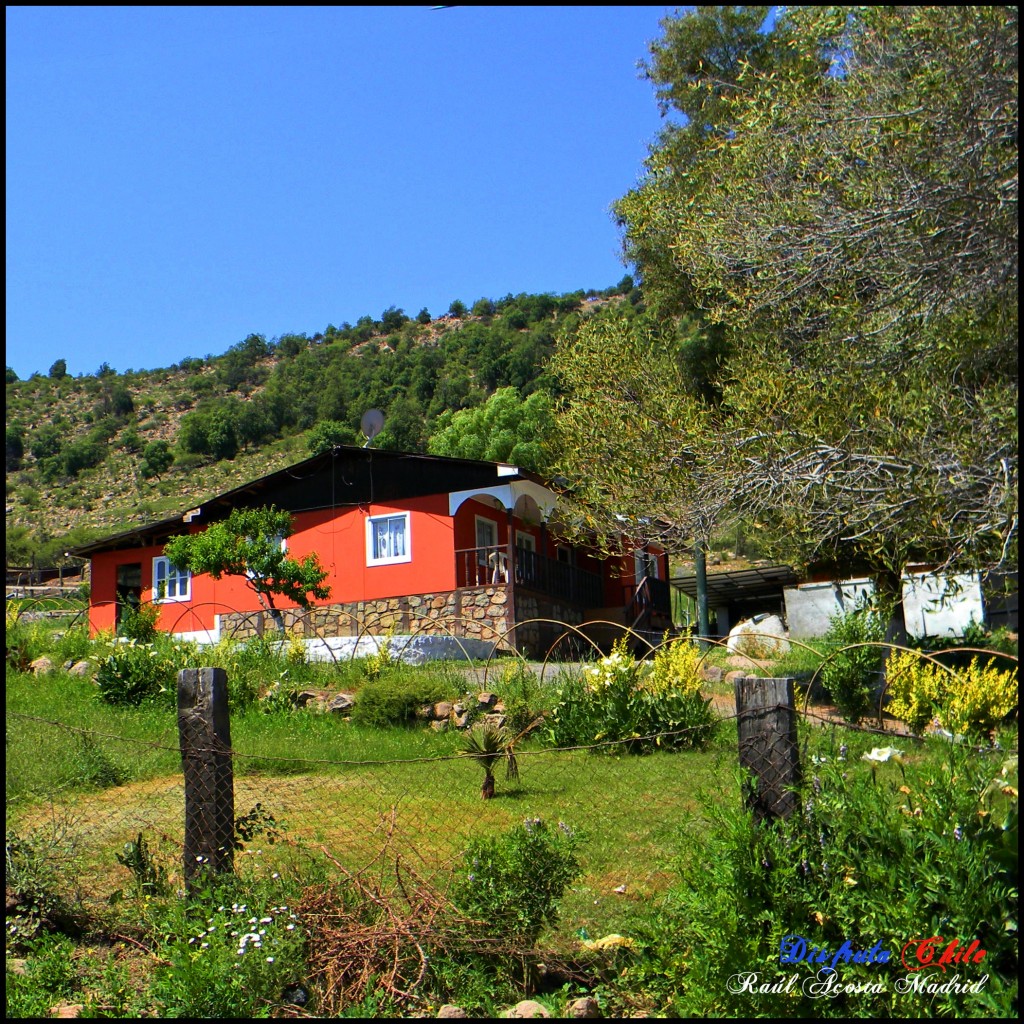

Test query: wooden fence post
[735,675,801,824]
[178,668,234,890]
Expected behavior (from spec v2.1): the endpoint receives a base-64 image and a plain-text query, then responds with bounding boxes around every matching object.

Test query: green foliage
[306,419,358,455]
[451,818,583,946]
[349,667,458,729]
[460,723,520,799]
[48,358,68,380]
[164,505,331,621]
[95,636,196,708]
[146,875,310,1018]
[67,731,131,789]
[428,386,556,472]
[140,439,174,479]
[114,832,170,897]
[117,601,160,642]
[625,745,1018,1016]
[546,637,717,752]
[5,821,83,945]
[5,933,78,1017]
[819,603,887,723]
[886,649,1018,739]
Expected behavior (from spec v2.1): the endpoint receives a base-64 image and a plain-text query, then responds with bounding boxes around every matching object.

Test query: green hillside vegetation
[5,282,636,568]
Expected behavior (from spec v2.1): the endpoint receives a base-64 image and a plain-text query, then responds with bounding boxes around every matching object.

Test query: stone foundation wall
[514,591,588,658]
[219,587,512,649]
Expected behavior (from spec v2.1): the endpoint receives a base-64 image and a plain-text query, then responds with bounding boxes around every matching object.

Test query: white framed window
[475,516,498,565]
[515,530,536,553]
[153,556,191,602]
[367,512,411,565]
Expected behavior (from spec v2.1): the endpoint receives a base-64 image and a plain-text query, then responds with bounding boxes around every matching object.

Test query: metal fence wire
[7,670,1011,938]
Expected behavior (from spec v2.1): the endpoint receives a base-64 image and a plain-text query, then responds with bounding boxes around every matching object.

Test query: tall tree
[552,309,730,640]
[610,5,1017,635]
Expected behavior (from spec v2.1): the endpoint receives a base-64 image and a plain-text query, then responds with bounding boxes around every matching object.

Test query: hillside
[6,286,635,567]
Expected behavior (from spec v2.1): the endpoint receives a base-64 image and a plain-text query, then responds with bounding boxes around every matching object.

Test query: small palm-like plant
[460,723,520,800]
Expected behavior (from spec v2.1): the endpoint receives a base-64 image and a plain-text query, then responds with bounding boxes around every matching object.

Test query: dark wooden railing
[455,545,603,608]
[623,575,672,627]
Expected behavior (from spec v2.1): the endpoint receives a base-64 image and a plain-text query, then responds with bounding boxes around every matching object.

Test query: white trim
[515,530,536,552]
[448,480,559,519]
[152,556,191,602]
[366,511,411,566]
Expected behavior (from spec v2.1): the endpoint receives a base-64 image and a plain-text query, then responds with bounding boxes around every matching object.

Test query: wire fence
[7,679,1013,939]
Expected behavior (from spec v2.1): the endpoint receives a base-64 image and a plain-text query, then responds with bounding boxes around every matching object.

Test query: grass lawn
[8,660,742,942]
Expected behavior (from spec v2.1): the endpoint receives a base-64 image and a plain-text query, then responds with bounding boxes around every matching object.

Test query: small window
[367,512,410,565]
[153,556,191,602]
[515,531,536,553]
[475,517,498,565]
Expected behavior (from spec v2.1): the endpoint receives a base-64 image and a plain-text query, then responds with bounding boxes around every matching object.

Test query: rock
[724,670,747,686]
[567,996,602,1018]
[476,691,498,707]
[430,720,449,733]
[725,614,790,658]
[327,693,355,714]
[434,701,454,720]
[504,1000,551,1018]
[482,713,507,729]
[453,712,471,729]
[50,1005,85,1019]
[69,661,94,677]
[294,691,320,708]
[437,1006,469,1019]
[30,656,54,675]
[415,704,435,720]
[702,665,724,683]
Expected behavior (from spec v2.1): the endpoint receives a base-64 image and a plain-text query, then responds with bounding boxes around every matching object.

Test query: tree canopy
[164,506,331,630]
[602,5,1017,602]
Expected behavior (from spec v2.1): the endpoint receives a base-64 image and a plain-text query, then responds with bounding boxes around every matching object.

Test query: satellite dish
[360,409,385,446]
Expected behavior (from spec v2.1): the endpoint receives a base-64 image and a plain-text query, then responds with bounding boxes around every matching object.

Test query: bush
[622,744,1018,1016]
[450,818,582,945]
[546,637,717,752]
[886,648,1018,738]
[146,874,310,1018]
[818,602,886,722]
[95,637,197,708]
[350,667,457,728]
[117,601,160,642]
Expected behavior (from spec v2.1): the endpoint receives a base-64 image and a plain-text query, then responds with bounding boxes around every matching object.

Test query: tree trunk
[481,771,495,800]
[874,567,909,648]
[694,537,711,649]
[874,566,909,724]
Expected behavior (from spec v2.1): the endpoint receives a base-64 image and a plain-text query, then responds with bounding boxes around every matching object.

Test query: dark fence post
[735,675,801,824]
[178,668,234,891]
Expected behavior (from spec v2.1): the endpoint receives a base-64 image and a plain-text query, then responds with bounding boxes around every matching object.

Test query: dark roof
[70,446,543,557]
[670,564,800,605]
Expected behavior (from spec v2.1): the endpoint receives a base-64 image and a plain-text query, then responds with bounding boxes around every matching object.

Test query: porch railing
[623,575,673,628]
[455,545,603,608]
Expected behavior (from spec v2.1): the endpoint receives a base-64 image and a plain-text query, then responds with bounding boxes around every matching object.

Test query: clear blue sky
[6,5,678,379]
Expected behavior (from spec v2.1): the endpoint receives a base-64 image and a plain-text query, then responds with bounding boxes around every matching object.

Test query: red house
[73,447,671,657]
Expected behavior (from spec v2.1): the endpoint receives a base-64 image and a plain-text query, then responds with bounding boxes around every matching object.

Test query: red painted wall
[87,494,666,636]
[88,495,456,636]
